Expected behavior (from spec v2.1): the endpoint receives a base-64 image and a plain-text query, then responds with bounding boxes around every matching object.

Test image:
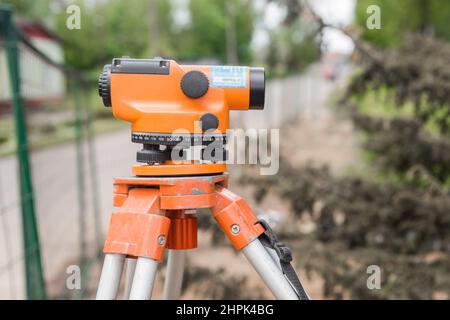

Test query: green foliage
[266,23,321,77]
[347,22,450,187]
[175,0,254,63]
[0,0,52,23]
[351,112,450,187]
[54,0,173,70]
[349,34,450,136]
[429,0,450,41]
[4,0,320,75]
[266,20,321,77]
[5,0,255,70]
[355,0,450,47]
[52,0,254,69]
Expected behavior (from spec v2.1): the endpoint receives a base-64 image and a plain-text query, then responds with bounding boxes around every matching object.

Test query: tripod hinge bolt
[231,224,240,234]
[158,235,166,245]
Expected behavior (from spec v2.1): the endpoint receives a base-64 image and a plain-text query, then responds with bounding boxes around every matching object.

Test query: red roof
[13,17,63,43]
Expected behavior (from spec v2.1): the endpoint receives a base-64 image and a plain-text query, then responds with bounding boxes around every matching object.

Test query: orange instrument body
[112,63,250,134]
[98,57,265,176]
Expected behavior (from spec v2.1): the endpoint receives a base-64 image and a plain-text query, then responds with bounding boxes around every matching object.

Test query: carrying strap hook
[257,219,309,300]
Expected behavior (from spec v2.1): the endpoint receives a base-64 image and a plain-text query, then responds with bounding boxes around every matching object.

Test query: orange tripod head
[98,57,265,175]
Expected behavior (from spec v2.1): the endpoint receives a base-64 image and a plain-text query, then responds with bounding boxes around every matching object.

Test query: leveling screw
[158,235,166,245]
[231,224,240,234]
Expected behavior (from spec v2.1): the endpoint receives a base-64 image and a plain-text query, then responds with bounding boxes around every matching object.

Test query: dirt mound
[240,157,450,299]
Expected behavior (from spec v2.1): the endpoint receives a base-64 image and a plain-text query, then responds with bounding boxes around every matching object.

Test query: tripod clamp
[257,219,309,300]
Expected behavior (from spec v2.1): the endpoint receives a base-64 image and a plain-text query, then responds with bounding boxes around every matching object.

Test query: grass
[346,86,450,190]
[0,86,131,157]
[352,85,450,138]
[0,111,127,158]
[353,86,416,119]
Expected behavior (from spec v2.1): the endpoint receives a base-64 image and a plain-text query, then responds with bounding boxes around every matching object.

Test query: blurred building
[0,17,65,108]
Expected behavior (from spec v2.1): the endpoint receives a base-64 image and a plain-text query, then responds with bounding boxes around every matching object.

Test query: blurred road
[0,129,138,298]
[0,58,356,299]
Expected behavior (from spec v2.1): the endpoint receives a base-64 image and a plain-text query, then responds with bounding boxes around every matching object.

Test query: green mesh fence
[0,5,102,299]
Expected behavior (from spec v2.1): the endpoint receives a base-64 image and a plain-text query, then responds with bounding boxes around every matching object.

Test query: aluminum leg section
[129,257,159,300]
[96,253,126,300]
[123,258,137,299]
[242,239,298,300]
[163,250,186,300]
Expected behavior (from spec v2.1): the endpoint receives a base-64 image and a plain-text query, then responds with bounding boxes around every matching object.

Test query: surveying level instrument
[96,57,309,300]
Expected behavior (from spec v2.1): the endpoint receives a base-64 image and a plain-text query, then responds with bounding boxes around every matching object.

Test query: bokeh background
[0,0,449,299]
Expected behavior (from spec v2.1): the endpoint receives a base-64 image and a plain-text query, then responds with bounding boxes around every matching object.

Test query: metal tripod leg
[242,239,298,300]
[96,253,126,300]
[123,258,137,299]
[163,250,186,300]
[129,257,159,300]
[213,186,305,300]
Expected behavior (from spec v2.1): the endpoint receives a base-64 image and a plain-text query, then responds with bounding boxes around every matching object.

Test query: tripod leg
[213,186,309,300]
[163,250,186,300]
[242,239,298,300]
[123,258,137,299]
[129,257,159,300]
[96,253,126,300]
[101,188,170,299]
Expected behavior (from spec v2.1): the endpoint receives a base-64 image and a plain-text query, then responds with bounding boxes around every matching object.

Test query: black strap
[257,219,309,300]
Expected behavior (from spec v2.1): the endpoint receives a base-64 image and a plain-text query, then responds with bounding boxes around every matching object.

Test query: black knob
[200,113,219,132]
[136,144,170,163]
[180,70,209,99]
[98,64,112,107]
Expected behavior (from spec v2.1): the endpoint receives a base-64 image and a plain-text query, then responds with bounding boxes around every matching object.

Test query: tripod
[96,173,309,300]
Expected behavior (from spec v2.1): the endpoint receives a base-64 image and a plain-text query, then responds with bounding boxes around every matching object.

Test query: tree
[8,0,256,70]
[0,0,52,24]
[173,0,254,64]
[54,0,173,71]
[355,0,450,47]
[265,21,321,77]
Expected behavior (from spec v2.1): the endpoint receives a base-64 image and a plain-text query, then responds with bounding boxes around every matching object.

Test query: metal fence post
[71,80,87,267]
[0,5,47,299]
[82,92,103,254]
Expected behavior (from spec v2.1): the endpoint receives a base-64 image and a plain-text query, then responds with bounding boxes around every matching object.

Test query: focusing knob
[180,70,209,99]
[200,113,219,132]
[98,64,112,107]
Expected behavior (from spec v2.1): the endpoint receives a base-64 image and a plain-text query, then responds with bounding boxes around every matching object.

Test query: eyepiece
[98,64,112,107]
[249,67,265,110]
